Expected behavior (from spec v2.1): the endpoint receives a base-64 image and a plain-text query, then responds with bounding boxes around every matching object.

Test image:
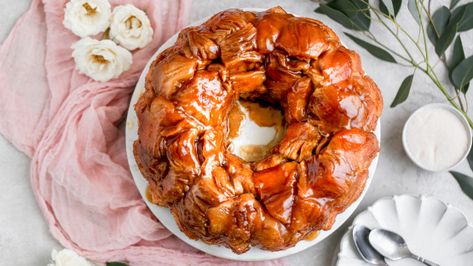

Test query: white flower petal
[72,37,132,82]
[63,0,111,37]
[51,249,58,260]
[110,4,154,50]
[49,249,94,266]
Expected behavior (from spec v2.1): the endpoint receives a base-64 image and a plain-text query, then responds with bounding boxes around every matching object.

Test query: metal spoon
[369,228,440,266]
[352,225,387,265]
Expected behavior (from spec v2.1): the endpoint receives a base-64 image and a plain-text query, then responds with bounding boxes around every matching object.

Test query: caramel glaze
[240,101,282,128]
[304,230,319,241]
[227,102,245,139]
[240,144,272,162]
[134,6,382,254]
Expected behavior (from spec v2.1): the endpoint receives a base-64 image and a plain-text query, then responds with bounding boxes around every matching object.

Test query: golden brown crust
[134,7,382,254]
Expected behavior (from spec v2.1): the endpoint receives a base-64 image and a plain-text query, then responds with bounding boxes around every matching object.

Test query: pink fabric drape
[0,0,282,265]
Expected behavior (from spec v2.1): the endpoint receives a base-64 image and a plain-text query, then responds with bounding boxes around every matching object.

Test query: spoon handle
[411,254,440,266]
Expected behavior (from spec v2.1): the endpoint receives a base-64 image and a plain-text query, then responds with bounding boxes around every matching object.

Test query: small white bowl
[402,103,472,172]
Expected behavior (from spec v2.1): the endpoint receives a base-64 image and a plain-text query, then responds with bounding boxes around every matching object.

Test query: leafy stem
[423,68,473,127]
[362,31,411,64]
[365,6,460,114]
[417,0,429,67]
[315,0,473,128]
[368,1,427,64]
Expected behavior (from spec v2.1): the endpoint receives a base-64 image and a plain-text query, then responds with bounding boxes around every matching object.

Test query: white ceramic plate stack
[336,195,473,266]
[126,9,381,261]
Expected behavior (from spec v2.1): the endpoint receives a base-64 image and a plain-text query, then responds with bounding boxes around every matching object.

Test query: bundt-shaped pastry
[134,7,382,253]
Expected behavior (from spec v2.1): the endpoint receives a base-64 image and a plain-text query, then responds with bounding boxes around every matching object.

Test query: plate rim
[125,8,382,261]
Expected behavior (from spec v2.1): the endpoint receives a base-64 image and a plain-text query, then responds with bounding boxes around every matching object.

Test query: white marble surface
[1,0,473,265]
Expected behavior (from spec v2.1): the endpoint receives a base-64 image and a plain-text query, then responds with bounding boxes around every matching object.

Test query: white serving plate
[336,195,473,266]
[125,9,381,261]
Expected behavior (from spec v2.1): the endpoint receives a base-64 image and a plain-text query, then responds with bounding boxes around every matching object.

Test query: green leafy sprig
[316,0,473,128]
[450,143,473,200]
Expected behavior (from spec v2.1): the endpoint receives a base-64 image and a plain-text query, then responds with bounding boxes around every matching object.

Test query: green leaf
[449,37,470,93]
[344,0,371,30]
[449,37,465,70]
[448,3,473,31]
[432,3,468,56]
[461,83,471,94]
[408,0,420,24]
[327,0,371,31]
[390,74,414,107]
[315,5,361,30]
[450,171,473,200]
[380,0,402,17]
[450,0,461,9]
[380,0,395,16]
[435,21,457,56]
[452,55,473,89]
[458,3,473,31]
[344,32,396,63]
[427,6,450,46]
[106,262,128,266]
[393,0,402,16]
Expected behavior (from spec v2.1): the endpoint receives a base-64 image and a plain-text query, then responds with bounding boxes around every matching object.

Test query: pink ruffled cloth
[0,0,283,265]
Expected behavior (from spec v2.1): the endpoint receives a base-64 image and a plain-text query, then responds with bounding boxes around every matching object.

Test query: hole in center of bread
[228,100,285,162]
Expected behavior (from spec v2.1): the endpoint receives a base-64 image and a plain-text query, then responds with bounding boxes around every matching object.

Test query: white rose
[63,0,111,37]
[109,4,154,50]
[47,249,95,266]
[72,37,132,82]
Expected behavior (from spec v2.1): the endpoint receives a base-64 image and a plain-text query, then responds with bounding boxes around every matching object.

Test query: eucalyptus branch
[355,4,421,65]
[417,1,430,67]
[463,93,469,112]
[315,0,473,128]
[372,9,417,62]
[362,31,412,64]
[455,86,465,111]
[367,1,426,63]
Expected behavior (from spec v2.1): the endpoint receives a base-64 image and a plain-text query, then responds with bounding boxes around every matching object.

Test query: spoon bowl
[368,228,410,260]
[369,228,439,266]
[352,225,386,265]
